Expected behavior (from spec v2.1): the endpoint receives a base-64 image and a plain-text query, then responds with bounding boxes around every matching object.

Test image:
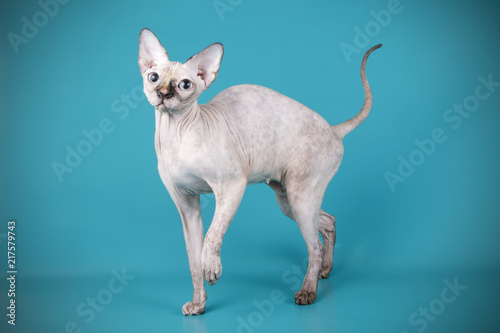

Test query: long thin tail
[333,44,382,139]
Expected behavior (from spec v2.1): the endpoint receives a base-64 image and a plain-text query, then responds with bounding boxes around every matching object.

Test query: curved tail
[333,44,382,139]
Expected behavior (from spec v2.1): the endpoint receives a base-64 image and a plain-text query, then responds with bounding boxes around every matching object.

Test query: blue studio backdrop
[1,0,500,332]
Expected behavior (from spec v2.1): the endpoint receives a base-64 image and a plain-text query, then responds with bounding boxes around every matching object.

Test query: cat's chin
[156,104,181,114]
[157,98,181,113]
[156,104,168,112]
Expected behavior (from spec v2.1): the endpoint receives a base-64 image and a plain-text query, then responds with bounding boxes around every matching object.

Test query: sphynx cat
[138,28,381,315]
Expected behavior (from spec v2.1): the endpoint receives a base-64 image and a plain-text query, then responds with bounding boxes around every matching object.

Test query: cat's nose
[157,88,174,99]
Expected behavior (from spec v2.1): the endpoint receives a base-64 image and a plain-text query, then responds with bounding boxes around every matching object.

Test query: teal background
[1,0,500,332]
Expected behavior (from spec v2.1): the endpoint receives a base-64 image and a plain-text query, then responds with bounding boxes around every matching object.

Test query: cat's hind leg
[318,210,335,279]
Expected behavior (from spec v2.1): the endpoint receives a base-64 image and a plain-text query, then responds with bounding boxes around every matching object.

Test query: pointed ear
[138,28,169,74]
[185,43,224,89]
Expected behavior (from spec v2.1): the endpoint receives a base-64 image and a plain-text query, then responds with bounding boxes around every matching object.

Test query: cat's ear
[138,28,169,74]
[185,43,224,89]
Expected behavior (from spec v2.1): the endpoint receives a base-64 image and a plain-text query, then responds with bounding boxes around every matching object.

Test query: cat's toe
[182,301,205,316]
[319,265,332,279]
[294,290,317,305]
[202,254,222,285]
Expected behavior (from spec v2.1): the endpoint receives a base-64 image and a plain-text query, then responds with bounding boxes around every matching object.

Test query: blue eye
[149,72,159,83]
[178,79,193,91]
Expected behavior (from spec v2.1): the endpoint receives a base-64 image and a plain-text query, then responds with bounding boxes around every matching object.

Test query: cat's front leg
[172,193,207,315]
[202,179,247,286]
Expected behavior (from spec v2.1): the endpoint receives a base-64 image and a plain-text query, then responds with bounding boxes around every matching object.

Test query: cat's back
[208,84,303,113]
[207,84,328,127]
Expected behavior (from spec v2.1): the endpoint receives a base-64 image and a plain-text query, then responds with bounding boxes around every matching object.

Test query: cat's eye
[178,79,193,91]
[148,72,159,83]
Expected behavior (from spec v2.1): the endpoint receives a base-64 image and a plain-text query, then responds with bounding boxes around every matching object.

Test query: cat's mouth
[156,91,178,111]
[156,102,170,112]
[156,98,178,113]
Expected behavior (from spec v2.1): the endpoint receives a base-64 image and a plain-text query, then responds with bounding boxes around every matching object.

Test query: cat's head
[138,28,223,113]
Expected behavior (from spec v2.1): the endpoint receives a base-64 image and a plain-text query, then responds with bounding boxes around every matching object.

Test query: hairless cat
[138,28,381,315]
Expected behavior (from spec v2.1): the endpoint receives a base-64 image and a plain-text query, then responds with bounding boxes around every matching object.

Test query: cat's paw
[182,301,205,316]
[201,251,222,286]
[319,264,332,279]
[294,290,317,305]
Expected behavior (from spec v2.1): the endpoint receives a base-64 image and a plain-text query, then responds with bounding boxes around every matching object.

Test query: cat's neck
[154,102,200,150]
